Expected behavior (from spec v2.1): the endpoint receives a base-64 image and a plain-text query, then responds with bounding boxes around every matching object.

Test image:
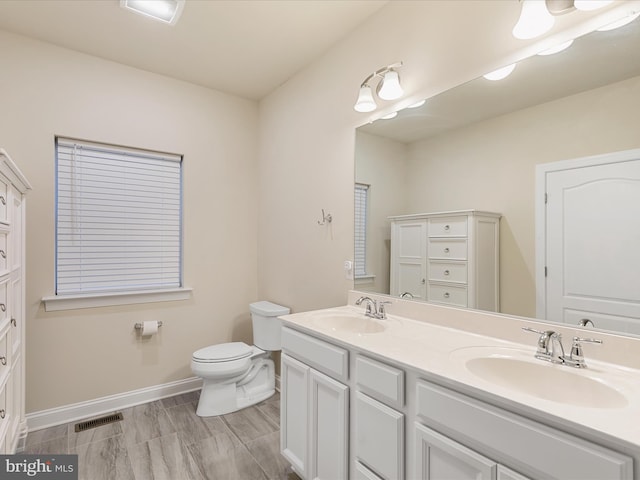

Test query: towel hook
[317,209,333,225]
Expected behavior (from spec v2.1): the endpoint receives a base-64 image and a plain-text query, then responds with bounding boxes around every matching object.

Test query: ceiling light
[407,100,426,109]
[354,62,404,113]
[596,11,640,31]
[574,0,613,11]
[120,0,185,25]
[483,64,517,81]
[537,39,574,55]
[512,0,555,39]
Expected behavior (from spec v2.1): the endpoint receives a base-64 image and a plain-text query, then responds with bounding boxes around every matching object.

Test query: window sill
[355,274,376,282]
[42,287,193,312]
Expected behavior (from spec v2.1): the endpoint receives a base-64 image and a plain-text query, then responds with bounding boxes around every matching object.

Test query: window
[354,183,369,278]
[55,137,183,297]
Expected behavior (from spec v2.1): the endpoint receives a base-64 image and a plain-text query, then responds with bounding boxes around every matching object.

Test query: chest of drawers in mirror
[390,210,500,310]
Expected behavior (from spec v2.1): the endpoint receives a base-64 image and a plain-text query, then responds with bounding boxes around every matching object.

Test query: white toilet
[191,301,290,417]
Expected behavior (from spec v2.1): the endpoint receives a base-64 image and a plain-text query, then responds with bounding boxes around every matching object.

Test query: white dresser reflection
[390,210,500,311]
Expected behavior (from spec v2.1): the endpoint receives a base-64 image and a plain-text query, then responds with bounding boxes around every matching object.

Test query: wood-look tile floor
[24,391,301,480]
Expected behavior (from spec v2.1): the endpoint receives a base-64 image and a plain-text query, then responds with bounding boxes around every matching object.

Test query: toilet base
[196,357,276,417]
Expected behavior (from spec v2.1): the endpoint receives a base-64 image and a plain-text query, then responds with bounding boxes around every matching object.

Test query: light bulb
[377,70,403,100]
[354,85,377,113]
[483,64,516,81]
[574,0,613,11]
[538,39,573,56]
[512,0,555,40]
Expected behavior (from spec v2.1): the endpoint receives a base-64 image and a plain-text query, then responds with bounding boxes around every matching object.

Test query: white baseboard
[26,376,203,432]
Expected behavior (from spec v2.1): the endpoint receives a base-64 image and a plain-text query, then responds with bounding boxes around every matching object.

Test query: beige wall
[257,0,619,315]
[354,131,407,294]
[0,31,259,413]
[405,74,640,317]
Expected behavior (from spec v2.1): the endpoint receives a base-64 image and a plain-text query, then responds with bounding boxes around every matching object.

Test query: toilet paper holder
[134,321,163,330]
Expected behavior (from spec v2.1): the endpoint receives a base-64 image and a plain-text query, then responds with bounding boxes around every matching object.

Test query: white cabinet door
[309,369,348,480]
[356,391,404,480]
[281,354,310,478]
[415,423,496,480]
[390,220,427,299]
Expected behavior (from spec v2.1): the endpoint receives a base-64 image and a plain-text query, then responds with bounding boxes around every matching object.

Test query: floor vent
[74,412,123,432]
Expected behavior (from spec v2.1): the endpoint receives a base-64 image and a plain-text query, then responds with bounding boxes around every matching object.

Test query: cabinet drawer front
[429,216,467,237]
[0,233,7,275]
[0,280,7,324]
[0,177,7,224]
[282,327,348,382]
[355,392,404,480]
[428,238,467,260]
[356,355,404,409]
[0,385,7,433]
[428,261,467,283]
[416,381,633,480]
[427,283,467,307]
[0,328,8,383]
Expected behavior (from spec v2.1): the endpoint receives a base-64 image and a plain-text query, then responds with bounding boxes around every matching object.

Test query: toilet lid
[193,342,253,362]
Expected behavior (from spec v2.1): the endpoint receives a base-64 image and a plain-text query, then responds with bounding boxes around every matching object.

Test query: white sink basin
[451,347,628,409]
[310,313,386,335]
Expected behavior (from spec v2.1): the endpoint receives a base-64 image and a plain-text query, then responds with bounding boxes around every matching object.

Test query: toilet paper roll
[141,320,159,336]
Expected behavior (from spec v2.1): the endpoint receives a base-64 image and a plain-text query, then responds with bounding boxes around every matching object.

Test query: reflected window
[354,183,369,277]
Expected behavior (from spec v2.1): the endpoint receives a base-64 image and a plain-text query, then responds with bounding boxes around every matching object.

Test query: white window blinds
[55,138,183,295]
[354,183,369,277]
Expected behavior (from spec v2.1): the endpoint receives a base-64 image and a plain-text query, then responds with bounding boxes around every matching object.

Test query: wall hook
[318,209,333,225]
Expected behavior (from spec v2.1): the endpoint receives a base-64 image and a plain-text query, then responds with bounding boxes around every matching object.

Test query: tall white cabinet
[389,210,500,311]
[0,149,31,453]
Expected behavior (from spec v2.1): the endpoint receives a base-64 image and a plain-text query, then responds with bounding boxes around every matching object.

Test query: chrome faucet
[523,327,602,368]
[355,296,389,319]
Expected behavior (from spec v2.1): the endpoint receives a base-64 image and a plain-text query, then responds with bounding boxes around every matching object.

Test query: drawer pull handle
[444,247,450,253]
[444,292,450,298]
[0,356,5,366]
[0,304,5,312]
[0,409,5,419]
[0,196,5,206]
[0,250,5,259]
[11,318,16,327]
[421,278,426,285]
[444,270,450,276]
[444,225,450,231]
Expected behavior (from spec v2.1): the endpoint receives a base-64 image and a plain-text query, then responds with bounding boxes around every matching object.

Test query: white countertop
[280,300,640,449]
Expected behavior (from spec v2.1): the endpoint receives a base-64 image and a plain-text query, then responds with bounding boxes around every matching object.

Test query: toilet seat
[192,342,253,363]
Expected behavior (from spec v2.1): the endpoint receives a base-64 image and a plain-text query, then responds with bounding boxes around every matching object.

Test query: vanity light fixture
[513,0,555,40]
[354,62,404,113]
[537,39,574,55]
[120,0,185,25]
[483,63,517,81]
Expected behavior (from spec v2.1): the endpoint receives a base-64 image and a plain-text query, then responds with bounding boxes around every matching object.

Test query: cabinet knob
[444,270,450,276]
[11,318,16,327]
[0,409,5,419]
[444,248,450,254]
[0,250,5,259]
[443,292,450,299]
[421,278,426,285]
[0,196,5,206]
[0,304,5,312]
[444,225,450,231]
[0,356,6,366]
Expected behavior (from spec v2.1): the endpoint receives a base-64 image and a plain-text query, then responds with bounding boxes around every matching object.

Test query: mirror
[354,17,640,336]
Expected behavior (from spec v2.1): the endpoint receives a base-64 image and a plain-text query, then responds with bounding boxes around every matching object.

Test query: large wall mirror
[354,16,640,337]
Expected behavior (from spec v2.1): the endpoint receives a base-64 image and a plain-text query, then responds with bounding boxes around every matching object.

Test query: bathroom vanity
[279,292,640,480]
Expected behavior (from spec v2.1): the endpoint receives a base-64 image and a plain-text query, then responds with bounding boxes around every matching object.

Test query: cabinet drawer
[0,233,6,274]
[0,329,8,383]
[0,385,7,432]
[428,261,467,283]
[428,283,467,307]
[282,327,348,382]
[355,392,404,480]
[0,280,7,324]
[416,381,633,480]
[428,238,467,260]
[429,216,467,237]
[356,355,404,409]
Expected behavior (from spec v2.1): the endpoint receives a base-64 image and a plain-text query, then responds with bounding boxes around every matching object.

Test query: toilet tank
[249,301,290,351]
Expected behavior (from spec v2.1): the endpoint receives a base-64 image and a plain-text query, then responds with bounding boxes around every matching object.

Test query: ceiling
[0,0,388,100]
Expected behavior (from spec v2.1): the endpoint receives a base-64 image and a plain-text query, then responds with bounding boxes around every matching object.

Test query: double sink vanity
[279,291,640,480]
